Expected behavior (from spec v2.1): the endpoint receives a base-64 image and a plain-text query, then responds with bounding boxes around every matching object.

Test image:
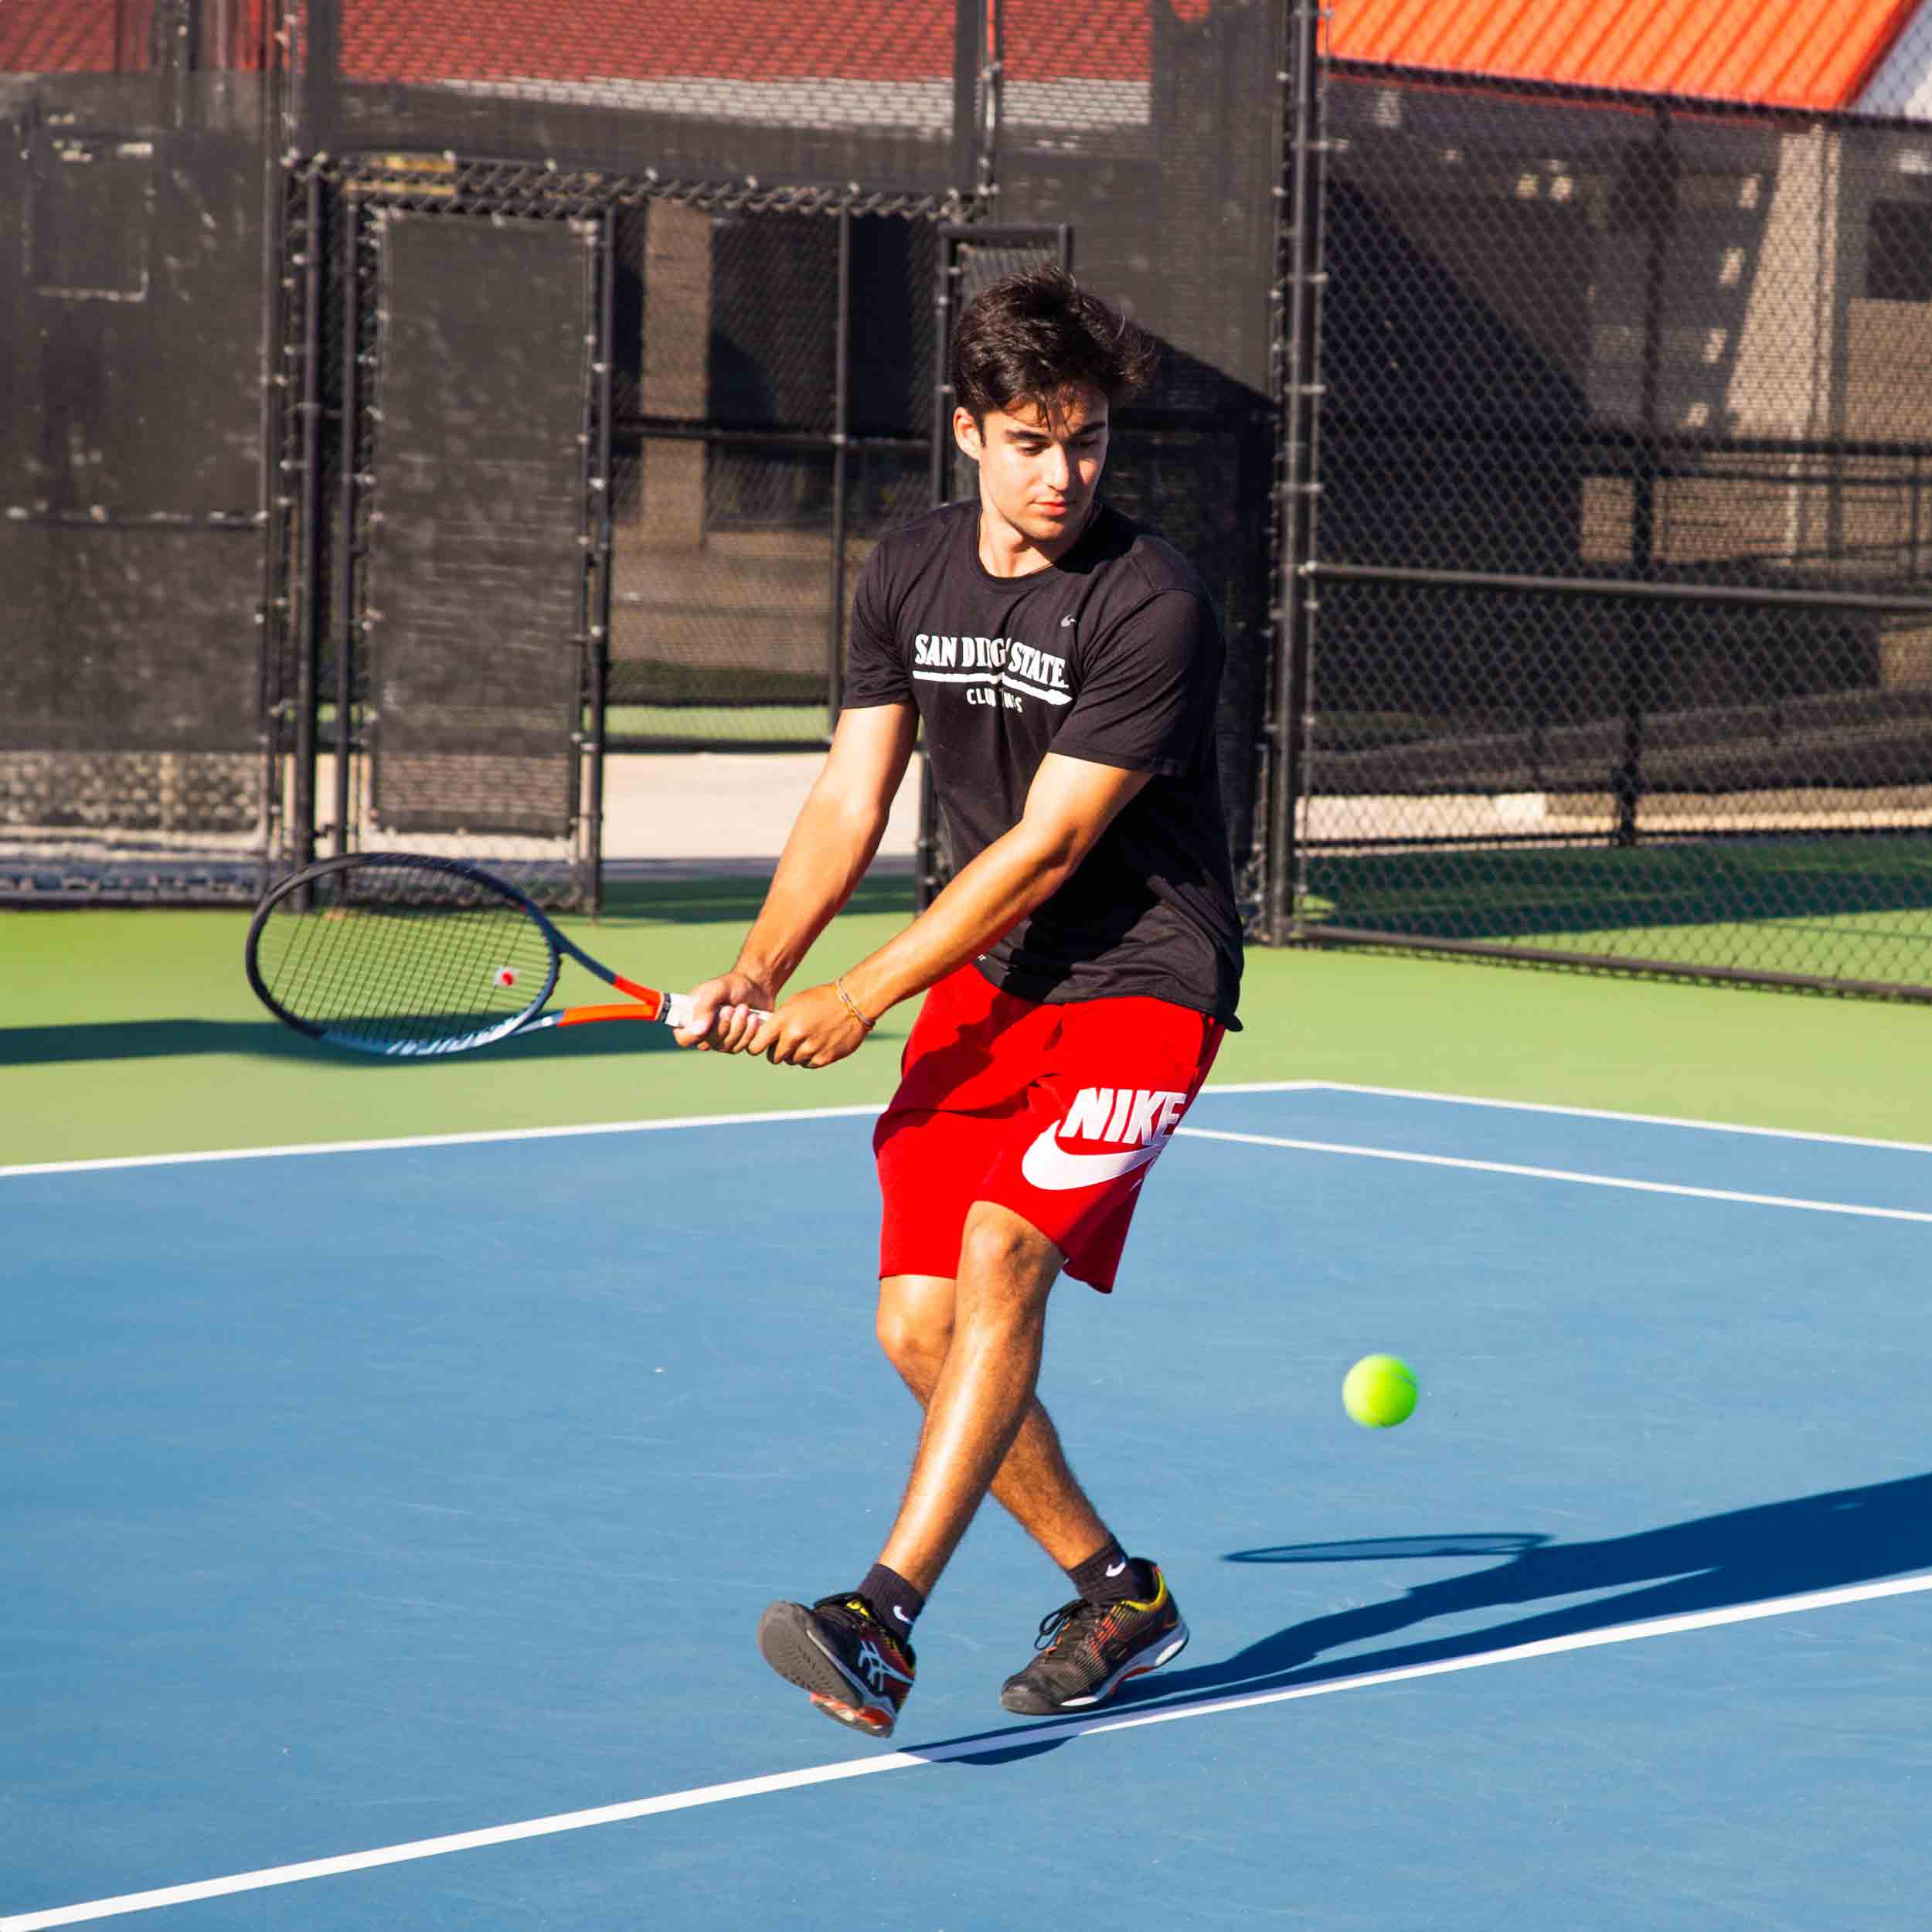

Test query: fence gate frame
[271,161,981,908]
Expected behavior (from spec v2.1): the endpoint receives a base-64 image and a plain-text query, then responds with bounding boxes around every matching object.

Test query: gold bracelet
[833,975,876,1032]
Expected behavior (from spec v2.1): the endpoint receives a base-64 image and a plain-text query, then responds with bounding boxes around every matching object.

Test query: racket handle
[663,992,774,1033]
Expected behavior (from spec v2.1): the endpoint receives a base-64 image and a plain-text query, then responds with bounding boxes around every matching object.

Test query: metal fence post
[589,213,616,915]
[292,168,326,877]
[953,0,988,207]
[1614,103,1677,848]
[332,191,361,857]
[827,207,853,738]
[1264,0,1328,944]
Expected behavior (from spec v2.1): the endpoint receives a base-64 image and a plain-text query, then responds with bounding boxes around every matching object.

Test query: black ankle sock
[1067,1538,1155,1605]
[859,1563,924,1638]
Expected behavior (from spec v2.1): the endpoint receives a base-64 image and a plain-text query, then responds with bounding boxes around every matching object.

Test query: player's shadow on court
[1151,1471,1932,1708]
[927,1473,1932,1767]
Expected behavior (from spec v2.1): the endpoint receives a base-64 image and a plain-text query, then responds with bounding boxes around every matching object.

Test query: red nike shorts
[872,964,1226,1293]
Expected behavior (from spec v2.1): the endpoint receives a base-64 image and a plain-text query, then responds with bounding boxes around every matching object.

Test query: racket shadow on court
[927,1475,1932,1767]
[0,1012,693,1067]
[0,1015,689,1067]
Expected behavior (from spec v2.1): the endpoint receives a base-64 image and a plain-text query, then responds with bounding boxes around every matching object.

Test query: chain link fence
[1281,14,1932,996]
[5,1,1284,913]
[292,0,978,197]
[17,0,1932,998]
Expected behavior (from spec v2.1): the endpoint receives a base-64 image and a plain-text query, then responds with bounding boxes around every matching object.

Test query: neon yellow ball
[1343,1354,1418,1429]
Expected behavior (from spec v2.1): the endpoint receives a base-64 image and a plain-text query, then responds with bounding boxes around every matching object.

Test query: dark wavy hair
[950,265,1158,423]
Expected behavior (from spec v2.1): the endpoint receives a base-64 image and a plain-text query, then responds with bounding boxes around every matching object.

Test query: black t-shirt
[843,498,1243,1026]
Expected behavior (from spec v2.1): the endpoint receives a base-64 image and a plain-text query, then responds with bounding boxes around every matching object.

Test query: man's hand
[673,971,775,1053]
[748,982,872,1070]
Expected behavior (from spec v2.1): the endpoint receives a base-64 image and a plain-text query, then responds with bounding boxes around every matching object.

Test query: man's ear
[951,406,983,461]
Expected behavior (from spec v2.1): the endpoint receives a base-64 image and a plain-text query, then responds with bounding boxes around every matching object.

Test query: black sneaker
[998,1566,1188,1715]
[757,1593,917,1738]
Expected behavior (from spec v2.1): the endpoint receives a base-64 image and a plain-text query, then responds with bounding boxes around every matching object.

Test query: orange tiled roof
[1327,0,1923,110]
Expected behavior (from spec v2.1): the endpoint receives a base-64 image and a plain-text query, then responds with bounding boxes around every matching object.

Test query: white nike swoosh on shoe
[1020,1128,1168,1193]
[1104,1560,1127,1577]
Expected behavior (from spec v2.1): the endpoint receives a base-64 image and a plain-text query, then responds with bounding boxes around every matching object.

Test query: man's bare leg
[876,1269,1111,1574]
[757,1202,1183,1731]
[874,1202,1078,1595]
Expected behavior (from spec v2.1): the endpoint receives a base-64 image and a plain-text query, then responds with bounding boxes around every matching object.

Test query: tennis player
[675,266,1243,1737]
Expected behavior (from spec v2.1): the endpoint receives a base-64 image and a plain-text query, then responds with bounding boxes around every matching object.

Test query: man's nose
[1041,444,1071,490]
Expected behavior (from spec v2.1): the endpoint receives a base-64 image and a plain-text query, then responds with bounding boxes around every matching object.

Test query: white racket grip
[662,992,774,1033]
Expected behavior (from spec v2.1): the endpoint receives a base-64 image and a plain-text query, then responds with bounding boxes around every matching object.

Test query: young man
[675,266,1243,1738]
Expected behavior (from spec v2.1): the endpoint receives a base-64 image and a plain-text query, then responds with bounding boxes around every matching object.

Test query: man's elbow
[805,778,893,841]
[1014,817,1097,888]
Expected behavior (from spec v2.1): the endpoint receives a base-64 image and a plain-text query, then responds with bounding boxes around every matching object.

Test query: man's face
[954,384,1110,548]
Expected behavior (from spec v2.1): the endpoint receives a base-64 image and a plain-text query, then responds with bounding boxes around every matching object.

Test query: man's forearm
[733,789,892,996]
[835,822,1078,1019]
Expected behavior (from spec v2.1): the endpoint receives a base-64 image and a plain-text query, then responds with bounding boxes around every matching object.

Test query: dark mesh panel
[992,0,1283,882]
[364,213,591,838]
[0,111,268,902]
[1102,417,1275,886]
[849,215,938,440]
[709,215,839,433]
[2,134,262,517]
[0,526,262,759]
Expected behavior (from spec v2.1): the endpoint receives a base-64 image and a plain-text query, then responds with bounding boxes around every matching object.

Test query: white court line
[0,1093,1328,1184]
[1175,1125,1932,1223]
[0,1104,889,1182]
[7,1569,1930,1930]
[2,1073,1910,1182]
[1293,1080,1932,1156]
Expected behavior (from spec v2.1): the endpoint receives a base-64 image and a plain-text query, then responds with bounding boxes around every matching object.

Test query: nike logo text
[1020,1086,1190,1192]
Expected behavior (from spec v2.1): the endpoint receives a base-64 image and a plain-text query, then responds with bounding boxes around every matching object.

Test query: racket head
[245,854,563,1056]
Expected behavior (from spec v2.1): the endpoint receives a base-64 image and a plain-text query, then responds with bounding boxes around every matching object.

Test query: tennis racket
[245,853,767,1057]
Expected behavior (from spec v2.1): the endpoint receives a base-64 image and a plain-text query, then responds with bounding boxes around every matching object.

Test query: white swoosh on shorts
[1021,1127,1169,1192]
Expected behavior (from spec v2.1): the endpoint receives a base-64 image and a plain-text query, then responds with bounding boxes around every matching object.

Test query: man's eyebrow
[1003,423,1108,442]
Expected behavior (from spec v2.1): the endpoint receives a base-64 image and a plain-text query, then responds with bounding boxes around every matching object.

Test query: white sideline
[1296,1080,1932,1156]
[1174,1125,1932,1224]
[7,1570,1931,1930]
[5,1075,1926,1182]
[0,1104,889,1181]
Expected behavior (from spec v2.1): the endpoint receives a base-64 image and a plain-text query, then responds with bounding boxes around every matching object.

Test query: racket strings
[253,865,556,1049]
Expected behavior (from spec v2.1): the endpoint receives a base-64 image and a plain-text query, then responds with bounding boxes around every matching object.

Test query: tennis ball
[1342,1353,1418,1429]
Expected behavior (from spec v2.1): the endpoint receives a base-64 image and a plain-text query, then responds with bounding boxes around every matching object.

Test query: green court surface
[602,702,827,746]
[1304,838,1932,990]
[8,870,1932,1168]
[318,702,829,747]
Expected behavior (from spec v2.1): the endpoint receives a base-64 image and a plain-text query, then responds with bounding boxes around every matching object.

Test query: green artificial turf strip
[9,869,1932,1166]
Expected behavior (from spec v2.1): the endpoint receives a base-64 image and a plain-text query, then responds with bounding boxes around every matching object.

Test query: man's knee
[955,1203,1063,1321]
[876,1274,955,1396]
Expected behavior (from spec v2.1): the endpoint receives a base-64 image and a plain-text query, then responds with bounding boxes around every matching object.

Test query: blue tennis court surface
[9,1083,1932,1930]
